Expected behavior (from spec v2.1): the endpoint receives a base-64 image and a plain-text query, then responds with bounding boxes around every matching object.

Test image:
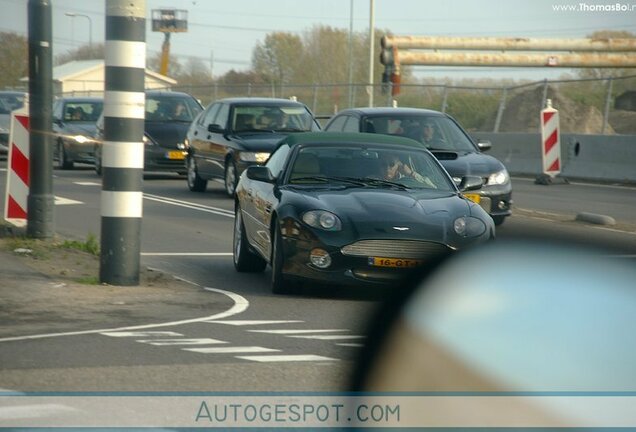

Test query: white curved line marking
[0,283,249,343]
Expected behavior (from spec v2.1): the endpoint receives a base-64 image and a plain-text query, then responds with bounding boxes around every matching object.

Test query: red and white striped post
[3,102,30,227]
[540,98,561,177]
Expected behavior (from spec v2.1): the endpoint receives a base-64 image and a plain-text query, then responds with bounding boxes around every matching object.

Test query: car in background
[0,91,27,159]
[52,96,103,169]
[95,90,203,175]
[324,107,512,225]
[185,97,321,196]
[233,132,494,294]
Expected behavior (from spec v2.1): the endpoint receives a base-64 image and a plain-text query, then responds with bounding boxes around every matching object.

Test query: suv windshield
[146,95,202,122]
[0,93,25,115]
[364,115,477,152]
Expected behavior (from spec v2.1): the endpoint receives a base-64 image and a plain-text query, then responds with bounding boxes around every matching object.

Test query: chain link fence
[58,73,636,135]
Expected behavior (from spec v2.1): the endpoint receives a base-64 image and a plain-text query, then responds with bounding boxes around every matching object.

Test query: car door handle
[265,205,272,214]
[247,188,253,197]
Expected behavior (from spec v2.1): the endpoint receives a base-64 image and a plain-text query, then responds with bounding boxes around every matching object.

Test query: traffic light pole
[99,0,146,286]
[27,0,54,239]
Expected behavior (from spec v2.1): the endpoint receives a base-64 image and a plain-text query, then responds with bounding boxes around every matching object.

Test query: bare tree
[55,43,105,65]
[0,32,28,89]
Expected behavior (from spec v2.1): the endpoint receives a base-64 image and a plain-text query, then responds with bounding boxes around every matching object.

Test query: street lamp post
[65,12,92,50]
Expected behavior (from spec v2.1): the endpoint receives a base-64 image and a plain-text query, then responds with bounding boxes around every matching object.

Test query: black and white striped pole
[99,0,146,285]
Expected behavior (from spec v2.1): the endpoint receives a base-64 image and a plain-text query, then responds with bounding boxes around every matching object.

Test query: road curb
[575,212,616,226]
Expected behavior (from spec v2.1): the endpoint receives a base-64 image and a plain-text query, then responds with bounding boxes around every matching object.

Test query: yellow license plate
[369,257,424,268]
[167,151,186,160]
[464,193,481,204]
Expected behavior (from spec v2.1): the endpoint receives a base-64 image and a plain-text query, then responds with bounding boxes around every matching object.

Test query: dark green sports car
[233,132,495,294]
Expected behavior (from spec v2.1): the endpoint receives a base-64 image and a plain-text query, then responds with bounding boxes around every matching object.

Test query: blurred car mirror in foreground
[352,239,636,426]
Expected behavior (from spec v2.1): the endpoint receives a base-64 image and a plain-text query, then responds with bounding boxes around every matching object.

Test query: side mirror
[352,239,636,426]
[246,165,275,183]
[476,139,492,152]
[207,123,224,134]
[458,175,483,192]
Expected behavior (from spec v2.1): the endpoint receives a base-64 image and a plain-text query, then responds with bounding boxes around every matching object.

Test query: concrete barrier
[472,132,636,184]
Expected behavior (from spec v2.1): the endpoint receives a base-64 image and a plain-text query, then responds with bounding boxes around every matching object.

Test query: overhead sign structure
[3,105,30,227]
[540,99,561,177]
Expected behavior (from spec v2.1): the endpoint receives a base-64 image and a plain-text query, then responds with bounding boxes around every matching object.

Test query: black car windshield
[288,145,456,191]
[363,115,477,152]
[146,95,202,122]
[63,101,103,122]
[232,105,318,133]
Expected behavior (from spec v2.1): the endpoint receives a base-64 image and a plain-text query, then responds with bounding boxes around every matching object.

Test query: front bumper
[280,234,454,288]
[145,147,187,172]
[475,183,513,218]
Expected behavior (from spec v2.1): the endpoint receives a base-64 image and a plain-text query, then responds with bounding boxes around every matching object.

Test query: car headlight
[143,134,156,146]
[239,152,270,163]
[302,210,342,231]
[454,216,486,237]
[487,169,509,185]
[72,135,90,144]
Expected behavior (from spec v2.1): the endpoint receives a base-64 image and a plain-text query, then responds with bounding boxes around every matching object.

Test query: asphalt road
[1,162,635,395]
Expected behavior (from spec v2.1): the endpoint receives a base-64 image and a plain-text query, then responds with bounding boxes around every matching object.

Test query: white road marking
[513,177,636,191]
[207,320,304,326]
[143,193,234,218]
[54,196,83,205]
[73,181,100,186]
[0,284,249,343]
[184,346,280,354]
[101,331,183,338]
[248,329,348,335]
[236,355,338,362]
[337,343,364,348]
[136,338,226,346]
[288,335,366,340]
[141,252,232,256]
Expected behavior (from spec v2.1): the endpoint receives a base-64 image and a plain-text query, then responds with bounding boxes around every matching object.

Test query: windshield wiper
[357,178,410,190]
[290,176,366,186]
[274,127,306,132]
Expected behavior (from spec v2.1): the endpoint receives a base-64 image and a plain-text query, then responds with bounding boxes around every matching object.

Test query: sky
[1,0,635,82]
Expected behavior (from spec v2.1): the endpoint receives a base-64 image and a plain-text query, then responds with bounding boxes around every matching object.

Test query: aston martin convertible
[233,132,495,294]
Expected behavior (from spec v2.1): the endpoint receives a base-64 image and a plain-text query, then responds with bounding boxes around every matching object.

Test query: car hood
[434,151,504,178]
[145,121,190,148]
[290,188,476,245]
[63,122,98,137]
[229,132,288,152]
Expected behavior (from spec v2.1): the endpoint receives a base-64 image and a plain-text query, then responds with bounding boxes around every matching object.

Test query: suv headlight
[302,210,342,231]
[239,152,270,163]
[487,169,509,185]
[454,216,486,237]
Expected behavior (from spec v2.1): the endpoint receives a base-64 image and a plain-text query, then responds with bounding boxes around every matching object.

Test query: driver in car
[380,154,436,187]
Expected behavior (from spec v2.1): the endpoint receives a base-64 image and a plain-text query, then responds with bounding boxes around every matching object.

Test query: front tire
[233,205,266,272]
[54,140,73,170]
[492,215,506,226]
[94,145,102,176]
[224,160,238,197]
[187,156,207,192]
[271,222,294,294]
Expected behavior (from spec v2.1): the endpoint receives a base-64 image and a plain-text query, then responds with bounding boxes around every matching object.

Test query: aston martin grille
[341,240,451,259]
